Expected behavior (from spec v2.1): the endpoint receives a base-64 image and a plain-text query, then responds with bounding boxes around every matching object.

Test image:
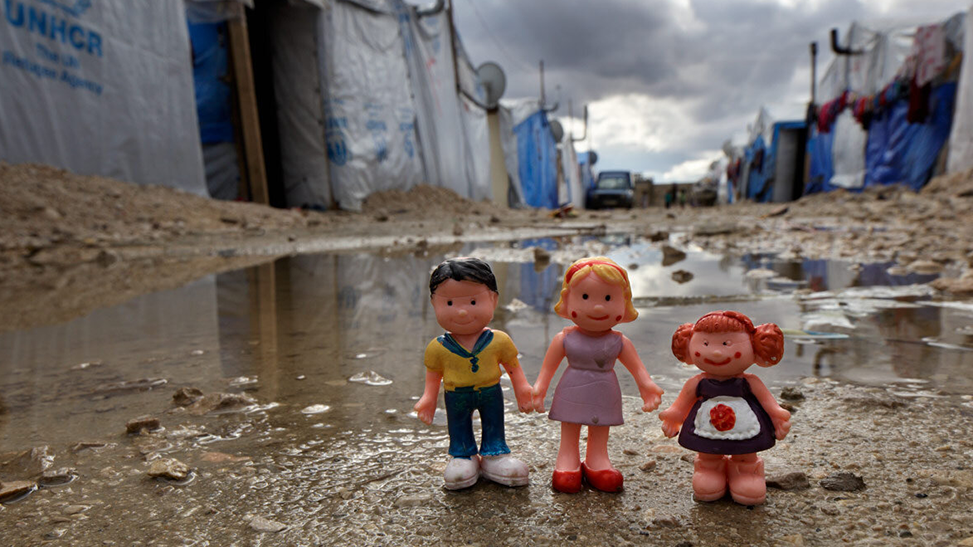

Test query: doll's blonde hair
[553,257,638,322]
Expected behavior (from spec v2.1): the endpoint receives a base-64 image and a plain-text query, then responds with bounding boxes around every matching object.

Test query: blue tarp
[187,21,234,144]
[514,111,559,209]
[805,127,835,194]
[864,82,957,192]
[746,120,806,202]
[578,151,596,192]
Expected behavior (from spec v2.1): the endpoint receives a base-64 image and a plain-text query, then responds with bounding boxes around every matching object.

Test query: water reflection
[0,238,971,453]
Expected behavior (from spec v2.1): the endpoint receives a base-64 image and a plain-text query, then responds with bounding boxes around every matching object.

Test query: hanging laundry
[908,77,932,124]
[914,24,946,87]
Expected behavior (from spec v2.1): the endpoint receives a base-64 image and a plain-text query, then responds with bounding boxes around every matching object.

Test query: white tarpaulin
[0,0,207,195]
[830,110,867,189]
[559,137,583,209]
[319,0,424,211]
[948,5,973,174]
[497,98,539,208]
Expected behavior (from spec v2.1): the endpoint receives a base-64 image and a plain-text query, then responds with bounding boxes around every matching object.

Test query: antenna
[476,62,506,109]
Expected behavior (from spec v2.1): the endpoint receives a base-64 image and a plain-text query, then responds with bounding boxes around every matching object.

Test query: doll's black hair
[429,257,498,295]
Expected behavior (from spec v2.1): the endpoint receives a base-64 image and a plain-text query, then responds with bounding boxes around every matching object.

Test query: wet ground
[3,232,973,546]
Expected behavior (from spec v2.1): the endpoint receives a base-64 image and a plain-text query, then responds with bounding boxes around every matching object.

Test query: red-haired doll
[659,311,790,505]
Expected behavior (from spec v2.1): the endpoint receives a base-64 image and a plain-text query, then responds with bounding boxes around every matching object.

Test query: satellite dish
[588,151,598,165]
[476,62,506,109]
[550,120,564,142]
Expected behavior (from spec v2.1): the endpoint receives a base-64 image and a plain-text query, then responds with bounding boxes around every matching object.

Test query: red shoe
[552,467,583,493]
[581,462,623,492]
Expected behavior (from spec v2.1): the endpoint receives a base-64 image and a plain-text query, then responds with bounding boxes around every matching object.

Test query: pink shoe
[727,456,766,505]
[692,455,728,502]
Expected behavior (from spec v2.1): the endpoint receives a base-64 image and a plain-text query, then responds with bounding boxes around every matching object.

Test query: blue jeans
[444,383,510,458]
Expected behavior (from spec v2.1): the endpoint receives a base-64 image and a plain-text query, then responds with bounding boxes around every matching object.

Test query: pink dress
[548,329,624,426]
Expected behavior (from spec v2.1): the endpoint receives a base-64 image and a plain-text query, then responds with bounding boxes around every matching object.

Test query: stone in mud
[0,445,53,480]
[931,275,973,297]
[639,460,657,472]
[694,222,739,236]
[533,247,551,270]
[187,392,257,415]
[94,378,167,395]
[905,259,943,275]
[172,387,204,407]
[820,472,866,491]
[394,493,432,508]
[661,245,686,266]
[780,387,805,401]
[767,471,810,490]
[648,230,668,242]
[249,515,288,533]
[671,270,693,284]
[126,416,161,434]
[0,480,36,502]
[147,458,191,481]
[71,441,110,453]
[38,467,78,487]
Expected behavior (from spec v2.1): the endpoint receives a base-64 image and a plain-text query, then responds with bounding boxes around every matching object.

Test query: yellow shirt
[424,329,519,391]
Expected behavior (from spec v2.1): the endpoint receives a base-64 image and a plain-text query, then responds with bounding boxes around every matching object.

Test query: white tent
[0,0,207,195]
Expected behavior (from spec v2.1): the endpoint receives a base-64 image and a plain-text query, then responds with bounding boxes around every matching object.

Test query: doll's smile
[586,314,610,321]
[703,357,732,366]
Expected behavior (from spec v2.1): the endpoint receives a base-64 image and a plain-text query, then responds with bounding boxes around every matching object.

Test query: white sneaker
[480,454,529,487]
[444,457,480,490]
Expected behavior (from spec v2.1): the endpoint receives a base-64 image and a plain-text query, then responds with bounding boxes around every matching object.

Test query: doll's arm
[745,374,791,440]
[531,330,567,413]
[414,370,442,425]
[617,335,664,412]
[501,358,534,414]
[658,374,703,438]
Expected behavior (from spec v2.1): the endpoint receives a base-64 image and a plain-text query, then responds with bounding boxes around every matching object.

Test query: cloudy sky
[445,0,970,181]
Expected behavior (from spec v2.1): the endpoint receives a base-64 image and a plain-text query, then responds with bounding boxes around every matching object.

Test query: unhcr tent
[740,108,806,203]
[497,98,559,209]
[808,12,966,193]
[0,0,208,195]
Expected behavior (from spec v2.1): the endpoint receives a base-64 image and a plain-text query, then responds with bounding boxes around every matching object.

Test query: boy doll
[414,257,533,489]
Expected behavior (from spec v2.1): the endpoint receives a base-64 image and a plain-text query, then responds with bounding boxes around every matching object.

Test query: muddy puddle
[3,234,973,545]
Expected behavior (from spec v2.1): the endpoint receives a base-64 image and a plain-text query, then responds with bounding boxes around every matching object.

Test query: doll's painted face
[689,331,755,377]
[431,279,498,336]
[563,273,627,332]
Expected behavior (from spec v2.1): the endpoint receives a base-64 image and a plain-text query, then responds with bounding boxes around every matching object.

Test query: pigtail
[752,323,784,367]
[671,322,696,364]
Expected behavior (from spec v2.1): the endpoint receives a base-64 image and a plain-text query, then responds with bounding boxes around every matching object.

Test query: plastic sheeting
[0,0,207,195]
[805,127,835,194]
[829,110,867,190]
[514,110,558,209]
[948,5,973,174]
[496,98,536,208]
[865,82,957,191]
[558,137,583,209]
[318,0,424,211]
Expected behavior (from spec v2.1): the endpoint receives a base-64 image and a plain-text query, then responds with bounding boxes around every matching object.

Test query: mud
[2,163,973,545]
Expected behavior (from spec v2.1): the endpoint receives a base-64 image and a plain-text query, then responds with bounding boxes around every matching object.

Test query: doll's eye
[723,341,730,346]
[582,293,589,300]
[703,341,709,346]
[470,299,476,305]
[605,295,611,301]
[447,300,453,306]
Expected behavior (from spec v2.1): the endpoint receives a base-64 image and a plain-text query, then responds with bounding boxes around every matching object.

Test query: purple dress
[678,377,776,455]
[548,329,624,426]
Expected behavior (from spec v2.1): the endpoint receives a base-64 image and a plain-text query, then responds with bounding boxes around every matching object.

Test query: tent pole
[227,3,269,205]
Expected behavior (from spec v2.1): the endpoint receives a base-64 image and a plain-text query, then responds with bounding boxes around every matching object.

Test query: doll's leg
[552,422,583,493]
[581,425,623,492]
[477,384,528,487]
[692,453,728,501]
[727,453,765,505]
[442,389,480,490]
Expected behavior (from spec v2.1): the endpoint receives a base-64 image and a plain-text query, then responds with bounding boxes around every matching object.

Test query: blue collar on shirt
[438,329,493,373]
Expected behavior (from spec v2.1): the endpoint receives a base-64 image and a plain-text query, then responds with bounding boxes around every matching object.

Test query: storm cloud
[447,0,969,180]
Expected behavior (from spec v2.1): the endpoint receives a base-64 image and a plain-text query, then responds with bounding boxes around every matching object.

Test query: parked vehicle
[586,171,634,209]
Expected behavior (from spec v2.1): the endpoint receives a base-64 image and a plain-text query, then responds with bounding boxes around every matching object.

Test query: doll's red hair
[671,311,784,366]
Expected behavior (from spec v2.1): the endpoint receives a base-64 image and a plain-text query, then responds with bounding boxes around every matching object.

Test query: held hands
[640,383,664,413]
[514,385,534,414]
[531,385,546,413]
[414,395,436,425]
[771,408,792,440]
[659,408,682,438]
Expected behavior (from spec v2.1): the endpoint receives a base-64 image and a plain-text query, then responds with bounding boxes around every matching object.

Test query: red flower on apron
[709,403,736,432]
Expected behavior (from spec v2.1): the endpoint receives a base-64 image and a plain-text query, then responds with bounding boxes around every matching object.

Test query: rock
[767,471,810,490]
[452,223,464,236]
[394,493,432,508]
[780,387,805,401]
[489,215,501,224]
[694,222,739,236]
[533,247,551,270]
[126,416,161,434]
[38,467,78,487]
[186,392,256,415]
[200,452,250,464]
[648,230,668,242]
[0,446,53,479]
[147,458,191,481]
[639,460,657,472]
[931,275,973,297]
[0,480,36,502]
[71,442,110,453]
[248,515,288,533]
[661,245,686,266]
[671,270,694,284]
[763,205,789,218]
[374,212,389,222]
[63,505,89,515]
[172,387,204,407]
[906,259,943,275]
[820,472,866,491]
[623,449,639,456]
[94,378,167,396]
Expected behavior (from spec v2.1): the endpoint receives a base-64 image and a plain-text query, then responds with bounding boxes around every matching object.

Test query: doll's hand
[658,408,682,438]
[640,383,664,412]
[414,396,436,425]
[531,386,546,413]
[515,388,533,414]
[772,408,792,440]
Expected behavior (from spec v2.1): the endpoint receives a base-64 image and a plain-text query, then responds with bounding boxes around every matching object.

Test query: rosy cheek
[734,352,742,359]
[571,311,577,318]
[694,352,700,357]
[615,315,621,321]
